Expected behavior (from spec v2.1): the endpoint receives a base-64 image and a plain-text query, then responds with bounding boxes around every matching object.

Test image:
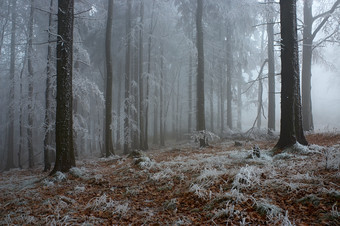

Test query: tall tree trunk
[116,62,122,151]
[50,0,76,174]
[210,71,214,132]
[124,0,131,154]
[105,0,114,157]
[275,0,307,150]
[6,0,17,170]
[139,1,145,149]
[160,42,165,146]
[144,0,155,150]
[301,0,340,131]
[19,46,28,169]
[196,0,206,147]
[267,0,276,133]
[302,0,313,131]
[219,64,224,135]
[188,49,193,133]
[27,0,35,168]
[44,0,54,172]
[237,63,242,130]
[257,73,263,129]
[226,25,233,131]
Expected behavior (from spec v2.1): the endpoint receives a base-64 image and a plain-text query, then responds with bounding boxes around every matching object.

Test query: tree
[50,0,76,174]
[5,0,17,171]
[27,0,35,168]
[139,0,145,150]
[196,0,207,147]
[275,0,308,150]
[267,0,276,133]
[105,0,114,157]
[43,0,55,172]
[124,0,132,154]
[302,0,340,131]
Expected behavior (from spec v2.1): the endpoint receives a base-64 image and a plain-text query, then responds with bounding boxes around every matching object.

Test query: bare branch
[312,0,340,39]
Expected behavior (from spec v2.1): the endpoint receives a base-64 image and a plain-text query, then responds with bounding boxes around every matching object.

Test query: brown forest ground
[0,133,339,225]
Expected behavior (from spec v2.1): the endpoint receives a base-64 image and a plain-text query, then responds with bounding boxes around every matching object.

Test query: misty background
[0,0,339,170]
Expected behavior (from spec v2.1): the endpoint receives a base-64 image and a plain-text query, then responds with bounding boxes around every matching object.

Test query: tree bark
[44,0,54,172]
[5,0,17,171]
[27,0,35,168]
[302,0,313,131]
[139,0,145,149]
[105,0,114,157]
[226,25,233,131]
[50,0,76,174]
[267,0,276,133]
[160,42,165,146]
[237,63,242,130]
[123,0,131,154]
[196,0,206,147]
[275,0,307,150]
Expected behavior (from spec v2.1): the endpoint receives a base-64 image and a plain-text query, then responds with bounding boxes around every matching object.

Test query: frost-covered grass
[0,134,339,225]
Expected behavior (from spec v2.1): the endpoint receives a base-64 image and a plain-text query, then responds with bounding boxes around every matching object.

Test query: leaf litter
[0,133,339,225]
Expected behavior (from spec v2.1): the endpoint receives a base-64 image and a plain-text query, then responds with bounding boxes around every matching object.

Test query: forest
[0,0,340,225]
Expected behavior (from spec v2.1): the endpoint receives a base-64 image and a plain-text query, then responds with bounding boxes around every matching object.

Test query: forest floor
[0,132,340,225]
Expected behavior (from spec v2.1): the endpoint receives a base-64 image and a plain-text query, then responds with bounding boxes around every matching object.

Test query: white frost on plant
[232,164,262,189]
[151,167,174,181]
[213,201,240,220]
[323,147,340,170]
[74,185,86,193]
[86,194,129,216]
[189,183,207,199]
[223,188,247,204]
[69,167,88,178]
[136,156,156,169]
[54,171,67,182]
[197,167,226,182]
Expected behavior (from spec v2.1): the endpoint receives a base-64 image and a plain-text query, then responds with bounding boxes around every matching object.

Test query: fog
[1,0,340,170]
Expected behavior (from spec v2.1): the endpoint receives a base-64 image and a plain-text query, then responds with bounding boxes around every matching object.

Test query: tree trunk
[44,0,54,172]
[6,0,17,171]
[124,0,131,154]
[144,0,155,150]
[50,0,76,174]
[267,0,276,133]
[27,0,35,168]
[116,62,122,151]
[188,49,193,134]
[237,63,242,130]
[226,25,233,131]
[210,70,214,132]
[196,0,206,147]
[219,64,224,135]
[275,0,307,150]
[139,1,145,149]
[105,0,114,157]
[302,0,313,131]
[160,42,165,146]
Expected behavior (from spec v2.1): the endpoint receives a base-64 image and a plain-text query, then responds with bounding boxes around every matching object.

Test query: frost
[255,199,283,217]
[232,165,262,189]
[74,185,86,193]
[222,189,247,204]
[189,183,207,199]
[54,171,67,182]
[69,167,88,179]
[86,194,129,216]
[151,167,174,181]
[331,204,340,218]
[197,167,226,182]
[324,147,340,170]
[135,156,156,169]
[213,201,240,220]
